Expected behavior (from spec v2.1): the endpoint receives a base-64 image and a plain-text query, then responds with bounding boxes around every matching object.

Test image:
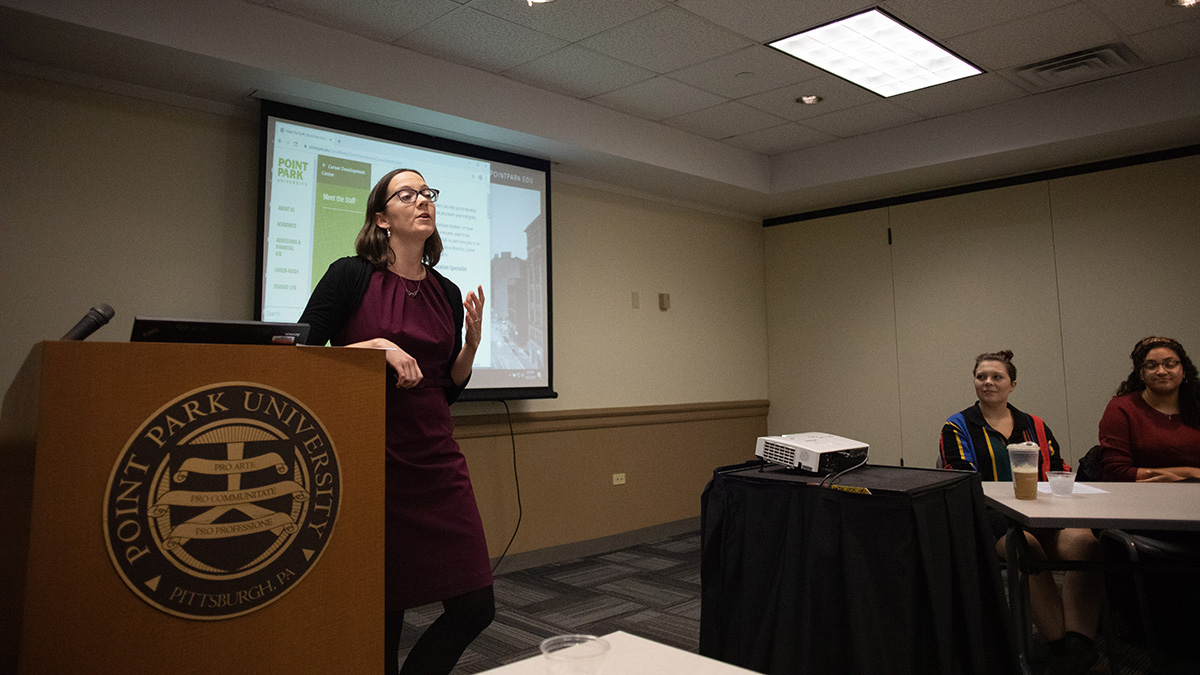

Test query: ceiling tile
[668,45,822,98]
[947,3,1120,71]
[889,72,1027,118]
[588,76,725,120]
[721,122,837,155]
[466,0,665,42]
[675,0,865,42]
[268,0,460,42]
[1128,19,1200,66]
[661,100,788,139]
[580,6,751,73]
[1086,0,1200,36]
[882,0,1076,41]
[739,73,879,121]
[799,101,924,138]
[504,45,655,99]
[395,7,566,73]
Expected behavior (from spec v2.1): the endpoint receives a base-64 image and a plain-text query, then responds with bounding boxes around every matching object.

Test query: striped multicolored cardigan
[940,402,1066,480]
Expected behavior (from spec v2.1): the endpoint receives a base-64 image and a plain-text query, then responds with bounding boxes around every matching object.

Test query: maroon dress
[336,268,493,610]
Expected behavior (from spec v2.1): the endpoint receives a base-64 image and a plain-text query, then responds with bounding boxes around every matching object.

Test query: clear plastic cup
[540,634,609,675]
[1047,470,1076,497]
[1007,442,1040,500]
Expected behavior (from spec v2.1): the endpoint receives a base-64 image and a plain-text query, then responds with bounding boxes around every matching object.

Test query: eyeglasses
[386,187,439,205]
[1141,358,1182,372]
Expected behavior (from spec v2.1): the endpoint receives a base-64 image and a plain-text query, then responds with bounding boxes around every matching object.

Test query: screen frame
[256,99,556,401]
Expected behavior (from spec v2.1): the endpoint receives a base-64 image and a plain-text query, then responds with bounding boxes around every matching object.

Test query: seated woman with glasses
[1098,337,1200,671]
[940,350,1101,675]
[1099,336,1200,482]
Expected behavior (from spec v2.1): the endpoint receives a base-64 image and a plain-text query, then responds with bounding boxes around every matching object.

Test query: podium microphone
[61,303,115,341]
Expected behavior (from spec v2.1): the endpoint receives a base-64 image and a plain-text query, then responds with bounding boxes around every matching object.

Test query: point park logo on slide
[103,382,340,620]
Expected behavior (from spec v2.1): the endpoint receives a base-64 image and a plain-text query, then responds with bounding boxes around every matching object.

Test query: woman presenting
[940,350,1101,675]
[300,168,493,675]
[1099,335,1200,482]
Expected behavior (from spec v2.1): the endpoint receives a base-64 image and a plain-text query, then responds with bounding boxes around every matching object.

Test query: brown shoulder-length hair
[1116,335,1199,427]
[354,168,443,270]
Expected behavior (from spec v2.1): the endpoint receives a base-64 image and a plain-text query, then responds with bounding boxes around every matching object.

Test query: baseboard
[489,516,701,575]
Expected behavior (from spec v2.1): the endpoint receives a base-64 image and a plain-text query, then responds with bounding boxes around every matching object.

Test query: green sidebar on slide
[311,155,371,291]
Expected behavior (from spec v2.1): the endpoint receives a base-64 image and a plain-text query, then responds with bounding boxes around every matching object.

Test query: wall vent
[1010,42,1144,92]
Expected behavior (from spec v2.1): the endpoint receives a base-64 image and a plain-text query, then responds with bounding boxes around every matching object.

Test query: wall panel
[1050,155,1200,457]
[890,183,1069,463]
[765,156,1200,469]
[536,181,769,413]
[763,209,902,464]
[457,400,768,557]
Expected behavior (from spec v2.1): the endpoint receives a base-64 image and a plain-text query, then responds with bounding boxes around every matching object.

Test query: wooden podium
[1,341,384,674]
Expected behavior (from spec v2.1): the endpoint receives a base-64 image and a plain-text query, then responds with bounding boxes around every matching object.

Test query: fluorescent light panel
[769,9,981,97]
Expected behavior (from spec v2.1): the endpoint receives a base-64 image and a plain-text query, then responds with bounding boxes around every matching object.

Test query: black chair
[1099,529,1200,674]
[1076,445,1106,482]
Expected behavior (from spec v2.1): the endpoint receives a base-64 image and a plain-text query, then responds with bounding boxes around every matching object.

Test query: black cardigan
[299,255,469,404]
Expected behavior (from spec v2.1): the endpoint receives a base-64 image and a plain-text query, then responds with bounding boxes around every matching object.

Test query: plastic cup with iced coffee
[1007,442,1041,500]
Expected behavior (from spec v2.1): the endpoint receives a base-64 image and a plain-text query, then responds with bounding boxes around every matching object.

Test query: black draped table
[700,462,1017,675]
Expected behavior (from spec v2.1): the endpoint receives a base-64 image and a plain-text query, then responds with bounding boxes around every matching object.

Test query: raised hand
[463,285,485,349]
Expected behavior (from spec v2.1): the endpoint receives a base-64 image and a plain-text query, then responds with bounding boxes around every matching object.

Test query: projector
[755,432,869,474]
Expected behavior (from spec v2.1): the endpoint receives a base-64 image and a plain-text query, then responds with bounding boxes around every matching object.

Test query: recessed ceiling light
[796,95,823,105]
[768,8,981,97]
[1166,0,1198,7]
[526,0,554,5]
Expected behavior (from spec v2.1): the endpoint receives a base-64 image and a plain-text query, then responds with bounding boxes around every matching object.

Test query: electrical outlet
[612,473,626,486]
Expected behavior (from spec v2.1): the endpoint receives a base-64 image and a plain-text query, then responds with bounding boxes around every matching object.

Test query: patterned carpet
[398,530,703,673]
[397,530,1166,675]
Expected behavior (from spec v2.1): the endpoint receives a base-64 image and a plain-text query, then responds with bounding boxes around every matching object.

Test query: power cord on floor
[490,399,522,574]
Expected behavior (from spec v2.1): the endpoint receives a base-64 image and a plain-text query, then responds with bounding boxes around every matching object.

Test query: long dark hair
[354,168,443,270]
[1116,335,1199,427]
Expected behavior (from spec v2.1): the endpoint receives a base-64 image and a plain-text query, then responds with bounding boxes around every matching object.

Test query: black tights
[385,585,495,675]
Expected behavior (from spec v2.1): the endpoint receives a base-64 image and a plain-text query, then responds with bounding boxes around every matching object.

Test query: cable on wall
[887,215,908,468]
[1045,180,1075,464]
[490,399,523,574]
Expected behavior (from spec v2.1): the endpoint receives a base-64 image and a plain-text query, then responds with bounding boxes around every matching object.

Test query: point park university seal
[103,382,341,620]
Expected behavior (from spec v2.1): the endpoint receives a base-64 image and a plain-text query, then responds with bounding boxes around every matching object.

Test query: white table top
[475,631,759,674]
[982,481,1200,531]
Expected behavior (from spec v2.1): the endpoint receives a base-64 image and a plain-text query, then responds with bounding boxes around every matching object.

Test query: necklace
[401,278,420,297]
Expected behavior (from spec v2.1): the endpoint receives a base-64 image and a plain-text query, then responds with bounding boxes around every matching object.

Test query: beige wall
[890,183,1069,463]
[457,401,767,559]
[764,207,903,464]
[526,180,769,412]
[0,70,260,388]
[6,66,1199,553]
[0,70,769,414]
[765,154,1200,467]
[0,70,770,554]
[1051,160,1200,458]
